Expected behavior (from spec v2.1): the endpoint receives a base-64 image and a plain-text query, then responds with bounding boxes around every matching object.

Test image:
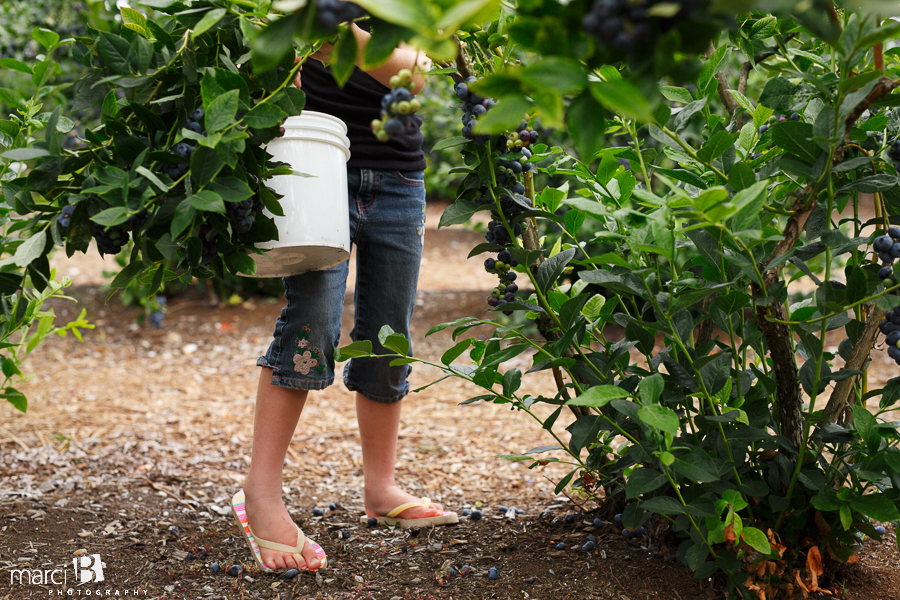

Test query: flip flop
[360,497,460,529]
[232,490,327,572]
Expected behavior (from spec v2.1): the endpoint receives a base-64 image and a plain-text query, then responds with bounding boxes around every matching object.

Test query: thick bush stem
[822,306,885,424]
[752,289,804,451]
[522,171,588,419]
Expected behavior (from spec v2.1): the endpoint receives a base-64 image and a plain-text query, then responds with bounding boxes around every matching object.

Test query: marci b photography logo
[8,554,148,596]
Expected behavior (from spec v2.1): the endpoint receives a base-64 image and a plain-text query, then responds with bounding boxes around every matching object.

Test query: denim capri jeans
[257,167,426,403]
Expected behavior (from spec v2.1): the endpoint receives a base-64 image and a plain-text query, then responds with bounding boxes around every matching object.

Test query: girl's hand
[293,57,302,89]
[312,42,334,64]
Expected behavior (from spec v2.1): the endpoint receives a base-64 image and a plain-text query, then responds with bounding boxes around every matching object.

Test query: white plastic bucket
[245,111,352,278]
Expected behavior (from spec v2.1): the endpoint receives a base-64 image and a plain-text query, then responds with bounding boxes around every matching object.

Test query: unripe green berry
[495,261,506,270]
[376,131,390,142]
[389,75,401,88]
[398,69,413,86]
[509,132,519,141]
[397,101,411,115]
[410,98,421,113]
[491,289,501,298]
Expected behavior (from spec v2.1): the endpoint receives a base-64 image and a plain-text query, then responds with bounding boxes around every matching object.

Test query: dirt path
[0,203,897,599]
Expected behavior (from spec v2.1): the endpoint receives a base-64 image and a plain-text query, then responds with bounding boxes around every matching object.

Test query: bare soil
[0,202,898,600]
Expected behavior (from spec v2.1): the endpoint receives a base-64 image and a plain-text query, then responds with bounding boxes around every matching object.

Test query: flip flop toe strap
[250,524,307,554]
[386,497,431,518]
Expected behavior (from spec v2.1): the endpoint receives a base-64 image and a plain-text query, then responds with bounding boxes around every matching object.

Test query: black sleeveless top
[300,58,427,172]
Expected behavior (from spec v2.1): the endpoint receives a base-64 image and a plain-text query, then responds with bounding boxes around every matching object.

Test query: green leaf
[741,527,772,554]
[567,89,606,161]
[13,230,46,268]
[852,404,880,454]
[849,493,900,522]
[772,122,820,163]
[96,32,133,75]
[170,200,195,238]
[252,12,302,73]
[206,89,240,133]
[638,405,680,435]
[699,45,729,92]
[331,27,359,88]
[639,373,664,405]
[696,131,736,164]
[626,468,668,498]
[190,146,225,187]
[536,248,575,293]
[566,385,630,408]
[441,338,473,365]
[32,27,59,50]
[0,58,32,74]
[192,8,227,39]
[641,496,685,515]
[660,86,693,104]
[243,103,288,129]
[228,251,256,276]
[136,166,169,193]
[5,387,27,412]
[334,340,374,360]
[91,207,130,227]
[208,177,253,203]
[189,190,225,213]
[520,58,587,95]
[590,79,654,123]
[1,148,50,161]
[728,162,756,192]
[474,96,532,134]
[730,180,769,231]
[120,7,149,35]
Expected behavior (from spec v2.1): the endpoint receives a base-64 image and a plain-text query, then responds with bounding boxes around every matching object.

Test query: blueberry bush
[223,0,900,596]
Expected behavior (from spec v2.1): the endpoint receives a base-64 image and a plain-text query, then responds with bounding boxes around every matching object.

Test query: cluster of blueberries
[614,512,646,538]
[195,224,218,268]
[484,250,521,315]
[371,69,421,142]
[160,109,206,180]
[582,0,701,52]
[315,0,366,31]
[226,196,263,234]
[875,227,900,364]
[888,136,900,164]
[758,112,801,135]
[456,77,497,146]
[58,201,148,257]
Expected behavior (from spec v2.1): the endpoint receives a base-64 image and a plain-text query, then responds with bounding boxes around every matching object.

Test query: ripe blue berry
[582,540,595,551]
[228,564,241,577]
[192,108,205,121]
[367,517,377,527]
[886,331,900,347]
[342,529,351,539]
[470,510,482,521]
[758,124,768,135]
[875,525,887,535]
[593,518,603,528]
[564,513,575,524]
[506,271,517,282]
[384,118,404,137]
[461,508,471,516]
[556,542,565,550]
[875,235,894,252]
[880,266,894,279]
[284,568,299,579]
[312,507,324,517]
[890,226,900,239]
[209,562,221,574]
[614,513,623,527]
[329,502,338,510]
[790,112,800,121]
[488,567,499,580]
[890,243,900,259]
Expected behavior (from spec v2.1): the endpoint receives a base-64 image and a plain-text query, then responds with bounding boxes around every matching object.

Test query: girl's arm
[314,24,432,94]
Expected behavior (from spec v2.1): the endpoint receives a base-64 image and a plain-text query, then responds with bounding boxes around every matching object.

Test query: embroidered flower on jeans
[293,350,318,374]
[298,338,309,349]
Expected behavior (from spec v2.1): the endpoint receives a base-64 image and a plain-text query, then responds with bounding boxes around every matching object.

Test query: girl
[231,18,458,573]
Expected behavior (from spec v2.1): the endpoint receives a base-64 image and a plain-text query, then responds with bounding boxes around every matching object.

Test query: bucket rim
[278,124,351,146]
[268,135,352,161]
[284,111,348,134]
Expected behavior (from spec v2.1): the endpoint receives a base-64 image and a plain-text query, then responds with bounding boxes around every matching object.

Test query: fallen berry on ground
[209,562,221,574]
[470,510,482,521]
[593,518,603,528]
[583,540,595,552]
[228,564,241,577]
[614,513,623,527]
[461,508,471,516]
[342,530,351,539]
[564,513,575,524]
[488,567,499,580]
[556,542,565,550]
[367,517,377,527]
[284,568,299,579]
[875,525,887,535]
[329,502,338,510]
[312,507,324,517]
